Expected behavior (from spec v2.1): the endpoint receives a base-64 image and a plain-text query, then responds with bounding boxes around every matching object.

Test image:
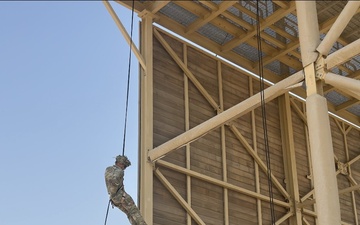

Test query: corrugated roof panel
[317,1,346,24]
[232,43,264,62]
[344,15,360,43]
[330,67,348,77]
[325,91,349,106]
[274,16,298,39]
[345,56,360,72]
[240,0,275,19]
[227,5,241,16]
[264,27,291,44]
[263,38,279,50]
[159,2,198,27]
[347,105,360,117]
[264,60,281,75]
[222,15,249,32]
[197,23,234,45]
[123,0,359,123]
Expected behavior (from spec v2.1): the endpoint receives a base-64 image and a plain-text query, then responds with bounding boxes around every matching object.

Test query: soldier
[105,155,147,225]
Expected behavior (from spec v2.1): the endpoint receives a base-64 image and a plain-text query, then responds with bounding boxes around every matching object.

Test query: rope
[255,1,276,224]
[104,1,135,225]
[103,199,111,225]
[121,0,135,156]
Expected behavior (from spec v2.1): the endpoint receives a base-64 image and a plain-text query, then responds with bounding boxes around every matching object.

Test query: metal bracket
[216,106,223,114]
[138,9,159,20]
[315,56,327,80]
[336,161,349,175]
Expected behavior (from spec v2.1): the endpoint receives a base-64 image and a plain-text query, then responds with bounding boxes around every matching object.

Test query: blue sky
[0,2,139,225]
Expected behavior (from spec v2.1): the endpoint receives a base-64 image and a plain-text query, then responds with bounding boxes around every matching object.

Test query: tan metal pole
[296,1,319,66]
[306,94,341,225]
[324,72,360,94]
[326,38,360,69]
[139,12,154,225]
[316,1,360,56]
[148,70,304,162]
[297,1,341,225]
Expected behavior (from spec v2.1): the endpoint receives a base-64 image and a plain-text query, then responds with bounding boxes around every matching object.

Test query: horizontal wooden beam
[156,160,291,208]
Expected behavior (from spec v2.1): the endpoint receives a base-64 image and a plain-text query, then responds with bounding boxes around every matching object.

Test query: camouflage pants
[111,190,147,225]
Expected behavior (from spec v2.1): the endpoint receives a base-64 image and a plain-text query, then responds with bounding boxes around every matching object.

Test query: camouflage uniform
[105,156,147,225]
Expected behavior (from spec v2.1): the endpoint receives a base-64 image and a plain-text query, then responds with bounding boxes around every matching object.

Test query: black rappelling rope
[121,0,135,156]
[104,1,135,225]
[255,1,276,224]
[103,199,111,225]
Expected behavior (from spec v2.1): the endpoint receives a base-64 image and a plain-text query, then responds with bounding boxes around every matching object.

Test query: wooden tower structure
[104,1,360,225]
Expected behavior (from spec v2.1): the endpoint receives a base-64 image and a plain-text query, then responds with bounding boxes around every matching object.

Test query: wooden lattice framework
[103,1,360,225]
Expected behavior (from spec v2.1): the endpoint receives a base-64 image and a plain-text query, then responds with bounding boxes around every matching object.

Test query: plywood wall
[148,27,360,225]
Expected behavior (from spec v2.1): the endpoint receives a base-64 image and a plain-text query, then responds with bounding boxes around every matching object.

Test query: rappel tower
[105,1,360,225]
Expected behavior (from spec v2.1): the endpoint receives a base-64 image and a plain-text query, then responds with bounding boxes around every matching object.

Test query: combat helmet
[115,155,131,168]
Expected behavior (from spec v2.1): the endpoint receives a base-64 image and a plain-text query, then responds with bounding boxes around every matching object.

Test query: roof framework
[105,1,360,225]
[116,0,360,126]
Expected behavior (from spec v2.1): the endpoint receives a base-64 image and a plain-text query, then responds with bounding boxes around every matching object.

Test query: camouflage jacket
[105,165,124,197]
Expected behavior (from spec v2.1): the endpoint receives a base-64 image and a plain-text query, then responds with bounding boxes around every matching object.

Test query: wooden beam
[335,99,359,112]
[183,43,192,225]
[103,1,147,71]
[153,28,219,111]
[296,1,320,66]
[347,154,360,167]
[324,69,360,94]
[324,73,360,100]
[249,77,263,224]
[273,1,290,9]
[289,98,307,124]
[326,38,360,69]
[217,61,230,225]
[228,124,290,200]
[186,1,237,34]
[317,1,360,56]
[148,71,304,162]
[339,184,360,195]
[221,2,296,52]
[259,8,360,70]
[275,211,294,225]
[175,1,299,75]
[139,13,154,224]
[114,0,144,13]
[306,94,341,225]
[278,93,302,225]
[145,1,170,14]
[153,9,283,82]
[154,169,206,225]
[156,160,291,208]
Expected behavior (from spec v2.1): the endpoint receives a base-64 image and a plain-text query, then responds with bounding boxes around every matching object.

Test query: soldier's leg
[111,193,135,224]
[121,192,147,225]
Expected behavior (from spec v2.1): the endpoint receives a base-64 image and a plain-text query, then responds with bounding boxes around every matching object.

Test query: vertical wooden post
[139,11,154,225]
[296,2,341,225]
[217,61,229,225]
[183,43,192,225]
[279,93,302,225]
[250,77,262,225]
[306,95,341,225]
